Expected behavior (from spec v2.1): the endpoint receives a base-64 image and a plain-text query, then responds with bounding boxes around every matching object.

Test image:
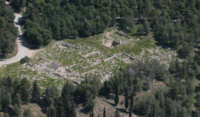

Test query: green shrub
[20,56,30,64]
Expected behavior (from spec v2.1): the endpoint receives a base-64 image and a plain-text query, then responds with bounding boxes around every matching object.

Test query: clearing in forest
[0,29,176,86]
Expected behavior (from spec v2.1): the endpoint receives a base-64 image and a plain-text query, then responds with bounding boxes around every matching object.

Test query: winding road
[0,12,39,67]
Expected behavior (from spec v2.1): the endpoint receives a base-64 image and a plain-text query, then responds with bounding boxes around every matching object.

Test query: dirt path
[0,13,39,67]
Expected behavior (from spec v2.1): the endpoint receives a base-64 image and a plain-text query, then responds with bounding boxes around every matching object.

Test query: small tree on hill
[20,78,31,103]
[114,88,119,106]
[124,88,129,110]
[103,107,106,117]
[31,81,41,103]
[115,110,120,117]
[23,109,33,117]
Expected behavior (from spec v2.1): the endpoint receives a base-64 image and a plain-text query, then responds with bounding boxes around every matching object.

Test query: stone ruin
[103,40,120,48]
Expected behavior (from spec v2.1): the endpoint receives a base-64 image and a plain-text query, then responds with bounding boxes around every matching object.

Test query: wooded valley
[1,0,200,117]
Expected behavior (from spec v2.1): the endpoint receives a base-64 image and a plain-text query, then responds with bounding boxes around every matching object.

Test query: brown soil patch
[20,104,46,117]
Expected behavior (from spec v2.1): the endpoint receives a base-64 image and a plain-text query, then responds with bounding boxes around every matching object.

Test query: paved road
[0,13,39,67]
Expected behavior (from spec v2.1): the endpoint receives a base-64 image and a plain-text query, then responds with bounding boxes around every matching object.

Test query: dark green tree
[13,93,21,107]
[89,110,94,117]
[10,0,27,12]
[60,82,76,117]
[103,107,106,117]
[124,88,129,110]
[114,88,119,106]
[23,109,33,117]
[44,86,59,108]
[47,106,56,117]
[31,81,41,103]
[115,110,120,117]
[19,78,31,103]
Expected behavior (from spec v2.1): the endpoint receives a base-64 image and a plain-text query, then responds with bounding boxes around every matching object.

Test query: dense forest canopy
[9,0,200,56]
[2,0,200,117]
[0,58,200,117]
[0,0,17,58]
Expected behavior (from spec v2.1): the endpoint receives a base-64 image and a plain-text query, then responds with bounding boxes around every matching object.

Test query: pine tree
[103,107,106,117]
[129,111,132,117]
[47,106,56,117]
[85,95,95,112]
[149,100,160,117]
[114,88,119,106]
[129,95,134,117]
[20,78,31,103]
[89,110,94,117]
[12,105,20,117]
[115,110,120,117]
[192,111,200,117]
[195,93,200,109]
[124,88,129,110]
[31,81,41,103]
[2,92,11,112]
[45,86,59,107]
[5,77,12,88]
[23,109,33,117]
[144,20,150,35]
[60,82,76,117]
[13,93,21,107]
[100,81,111,97]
